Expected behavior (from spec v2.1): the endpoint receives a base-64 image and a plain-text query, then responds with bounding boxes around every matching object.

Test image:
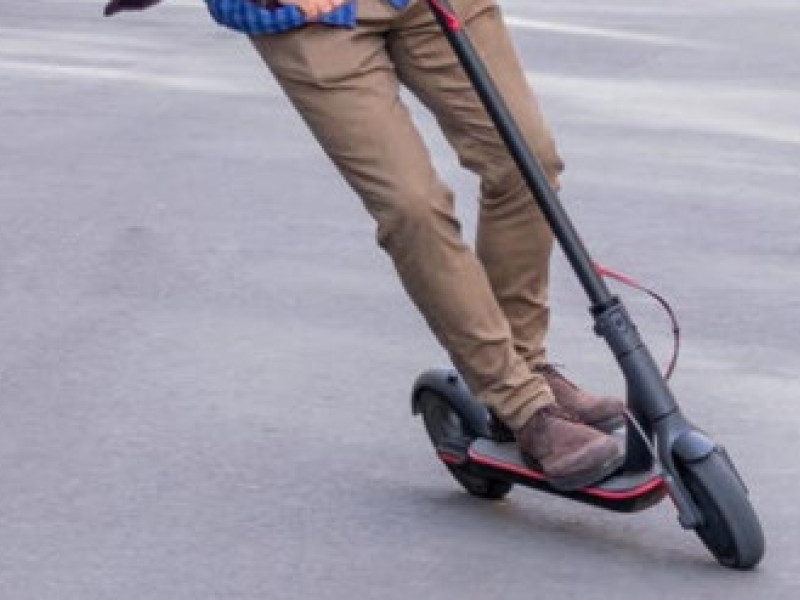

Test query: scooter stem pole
[424,0,614,309]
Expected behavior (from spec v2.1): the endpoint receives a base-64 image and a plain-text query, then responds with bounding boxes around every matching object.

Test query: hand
[104,0,165,17]
[279,0,349,21]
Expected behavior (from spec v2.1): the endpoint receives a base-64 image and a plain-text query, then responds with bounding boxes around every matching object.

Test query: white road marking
[0,58,255,95]
[529,72,800,145]
[504,15,703,48]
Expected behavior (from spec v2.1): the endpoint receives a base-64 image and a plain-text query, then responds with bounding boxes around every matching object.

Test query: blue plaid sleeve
[205,0,358,35]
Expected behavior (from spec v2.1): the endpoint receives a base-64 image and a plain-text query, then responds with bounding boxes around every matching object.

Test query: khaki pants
[251,0,564,429]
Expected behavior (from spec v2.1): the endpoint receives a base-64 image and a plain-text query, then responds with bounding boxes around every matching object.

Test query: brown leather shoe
[516,404,624,491]
[534,364,625,433]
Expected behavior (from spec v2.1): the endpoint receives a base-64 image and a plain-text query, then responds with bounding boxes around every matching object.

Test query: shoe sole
[591,414,625,434]
[523,450,626,492]
[547,451,626,492]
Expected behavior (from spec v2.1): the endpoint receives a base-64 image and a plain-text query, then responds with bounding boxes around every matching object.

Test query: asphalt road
[1,1,799,598]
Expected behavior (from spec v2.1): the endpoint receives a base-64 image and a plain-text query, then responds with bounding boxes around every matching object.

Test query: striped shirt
[205,0,411,34]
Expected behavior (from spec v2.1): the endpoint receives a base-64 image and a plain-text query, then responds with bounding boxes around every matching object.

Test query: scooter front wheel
[678,451,765,569]
[419,391,512,500]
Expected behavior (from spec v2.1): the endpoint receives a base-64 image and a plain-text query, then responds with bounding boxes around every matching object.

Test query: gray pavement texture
[1,1,799,598]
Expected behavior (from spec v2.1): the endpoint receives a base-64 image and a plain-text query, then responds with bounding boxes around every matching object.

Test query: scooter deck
[465,438,667,512]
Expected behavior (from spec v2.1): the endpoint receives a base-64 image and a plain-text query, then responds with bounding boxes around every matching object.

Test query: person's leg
[250,9,623,489]
[388,0,562,370]
[249,16,550,430]
[388,0,624,434]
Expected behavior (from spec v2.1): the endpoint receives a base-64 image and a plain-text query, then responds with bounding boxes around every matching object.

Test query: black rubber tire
[678,451,765,569]
[419,391,512,500]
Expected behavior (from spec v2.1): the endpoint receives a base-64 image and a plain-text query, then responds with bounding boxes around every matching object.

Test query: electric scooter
[412,0,765,570]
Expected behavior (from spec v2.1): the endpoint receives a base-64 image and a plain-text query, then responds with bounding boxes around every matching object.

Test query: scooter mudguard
[411,368,492,438]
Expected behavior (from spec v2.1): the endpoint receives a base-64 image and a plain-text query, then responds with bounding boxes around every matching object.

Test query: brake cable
[593,261,681,381]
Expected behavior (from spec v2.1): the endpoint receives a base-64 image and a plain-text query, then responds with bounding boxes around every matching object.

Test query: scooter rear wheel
[419,391,512,500]
[679,451,765,569]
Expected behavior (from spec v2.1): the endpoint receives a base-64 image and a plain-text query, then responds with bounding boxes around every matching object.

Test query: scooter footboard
[467,439,667,513]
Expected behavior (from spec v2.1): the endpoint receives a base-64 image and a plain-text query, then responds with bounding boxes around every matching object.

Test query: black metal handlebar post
[424,0,683,436]
[424,0,614,310]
